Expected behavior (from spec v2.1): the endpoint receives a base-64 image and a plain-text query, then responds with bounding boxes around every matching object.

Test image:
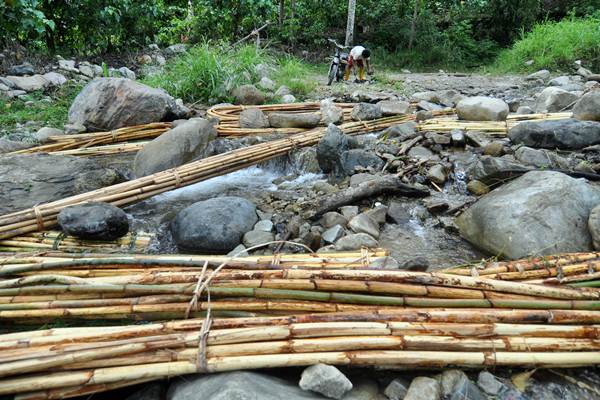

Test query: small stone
[483,142,504,156]
[232,84,265,105]
[451,129,466,146]
[548,75,570,86]
[227,244,249,257]
[427,132,451,145]
[64,123,87,134]
[516,105,534,114]
[377,100,410,116]
[450,375,487,400]
[526,69,550,81]
[348,213,380,238]
[350,173,378,186]
[321,212,348,228]
[365,205,388,224]
[312,181,338,194]
[408,146,436,161]
[258,76,276,91]
[351,103,382,121]
[404,377,440,400]
[467,180,490,195]
[440,370,468,398]
[299,364,353,400]
[456,96,509,121]
[254,220,273,232]
[418,100,443,111]
[382,122,418,141]
[427,164,447,185]
[384,378,410,400]
[334,233,378,251]
[8,62,35,76]
[242,230,275,248]
[281,94,296,103]
[275,85,291,96]
[321,99,344,125]
[34,127,64,143]
[423,197,449,213]
[57,202,129,240]
[322,225,345,243]
[477,371,506,396]
[416,110,433,121]
[340,206,359,220]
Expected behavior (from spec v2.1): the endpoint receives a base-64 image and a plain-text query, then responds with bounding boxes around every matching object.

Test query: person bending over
[344,45,372,82]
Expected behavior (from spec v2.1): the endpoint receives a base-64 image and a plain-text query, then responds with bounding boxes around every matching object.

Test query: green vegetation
[272,58,317,97]
[493,15,600,73]
[0,83,82,132]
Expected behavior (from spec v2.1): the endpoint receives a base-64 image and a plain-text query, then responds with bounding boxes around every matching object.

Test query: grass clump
[272,57,317,97]
[492,16,600,73]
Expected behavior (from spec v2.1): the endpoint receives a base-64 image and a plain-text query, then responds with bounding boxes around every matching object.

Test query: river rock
[548,75,570,86]
[418,100,443,111]
[317,124,349,175]
[477,371,506,396]
[243,230,275,248]
[427,164,446,185]
[5,74,49,91]
[348,213,380,238]
[269,113,320,128]
[8,62,34,76]
[335,233,378,250]
[68,78,186,131]
[365,205,388,224]
[483,142,504,156]
[282,94,297,103]
[276,85,291,96]
[168,371,324,400]
[57,202,129,240]
[341,149,384,175]
[0,137,33,153]
[516,105,534,114]
[164,43,188,56]
[588,205,600,250]
[34,127,64,143]
[467,180,490,195]
[118,67,136,80]
[254,220,273,232]
[340,206,359,220]
[258,77,275,91]
[456,96,509,121]
[382,122,418,141]
[239,108,269,128]
[526,69,550,81]
[456,171,600,259]
[42,72,67,86]
[573,91,600,121]
[377,100,410,116]
[170,196,258,253]
[408,146,436,161]
[404,377,441,400]
[451,129,466,146]
[534,87,578,113]
[0,154,120,215]
[322,225,345,243]
[514,146,571,169]
[321,212,348,228]
[320,99,344,125]
[232,84,264,105]
[133,118,216,177]
[342,379,380,400]
[467,155,529,184]
[351,103,382,121]
[450,375,486,400]
[384,378,410,400]
[439,370,468,398]
[299,364,352,400]
[509,119,600,149]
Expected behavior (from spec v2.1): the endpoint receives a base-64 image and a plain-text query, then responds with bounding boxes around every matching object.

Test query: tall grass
[493,16,600,73]
[272,57,317,97]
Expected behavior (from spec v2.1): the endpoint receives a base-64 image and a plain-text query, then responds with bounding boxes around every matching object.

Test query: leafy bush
[493,16,600,72]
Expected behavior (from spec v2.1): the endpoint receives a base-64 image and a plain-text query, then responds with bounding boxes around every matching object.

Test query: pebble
[322,225,345,243]
[299,364,353,400]
[242,230,275,248]
[384,378,410,400]
[348,213,380,238]
[404,377,441,400]
[321,212,348,229]
[427,164,447,185]
[365,205,388,224]
[340,206,359,220]
[254,220,274,232]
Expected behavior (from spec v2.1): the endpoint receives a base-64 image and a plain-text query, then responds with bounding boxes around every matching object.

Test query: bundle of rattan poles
[0,231,151,253]
[7,123,171,156]
[0,113,424,240]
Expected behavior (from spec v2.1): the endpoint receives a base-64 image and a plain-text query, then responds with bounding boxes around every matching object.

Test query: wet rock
[322,225,345,243]
[5,74,49,91]
[299,364,353,399]
[439,370,468,398]
[514,146,571,169]
[170,196,258,253]
[483,141,504,156]
[408,146,436,161]
[133,118,217,177]
[588,205,600,250]
[292,147,321,174]
[282,94,297,103]
[340,206,359,220]
[232,84,264,105]
[335,233,378,250]
[477,371,506,396]
[381,122,418,141]
[526,69,550,81]
[467,180,490,195]
[269,113,321,128]
[348,213,380,238]
[322,212,348,228]
[427,164,447,185]
[243,229,275,248]
[317,124,349,175]
[404,377,440,400]
[239,108,270,128]
[548,75,570,86]
[386,201,411,224]
[68,78,185,131]
[321,99,344,125]
[168,371,323,400]
[365,205,388,224]
[58,202,129,240]
[573,91,600,121]
[467,155,528,185]
[258,77,275,91]
[456,96,509,121]
[8,62,34,76]
[254,220,274,232]
[516,105,534,114]
[509,119,600,149]
[457,171,600,259]
[423,197,449,213]
[351,103,382,121]
[384,378,410,400]
[534,87,578,113]
[342,379,380,400]
[450,375,486,400]
[34,127,64,143]
[451,129,466,147]
[378,100,410,116]
[341,149,384,175]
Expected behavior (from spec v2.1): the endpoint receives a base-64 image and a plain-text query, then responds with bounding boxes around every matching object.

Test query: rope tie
[52,232,66,250]
[360,247,371,268]
[128,231,138,252]
[33,207,45,231]
[271,253,282,268]
[110,130,118,143]
[185,260,212,373]
[172,169,183,188]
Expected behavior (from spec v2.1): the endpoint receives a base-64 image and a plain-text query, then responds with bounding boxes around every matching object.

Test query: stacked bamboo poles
[7,123,171,156]
[0,114,417,240]
[0,231,151,253]
[417,112,572,136]
[2,312,600,399]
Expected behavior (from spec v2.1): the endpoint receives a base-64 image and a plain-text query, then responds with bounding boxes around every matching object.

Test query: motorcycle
[327,38,349,86]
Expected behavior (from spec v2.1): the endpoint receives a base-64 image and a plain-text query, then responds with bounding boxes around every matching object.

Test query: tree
[408,0,420,50]
[345,0,356,46]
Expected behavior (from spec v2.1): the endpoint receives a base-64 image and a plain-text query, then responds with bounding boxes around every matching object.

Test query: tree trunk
[345,0,356,47]
[408,0,420,50]
[291,0,295,19]
[279,0,285,28]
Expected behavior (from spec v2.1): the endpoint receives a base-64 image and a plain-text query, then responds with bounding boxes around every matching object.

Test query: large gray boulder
[534,87,578,113]
[456,171,600,259]
[467,155,528,185]
[573,91,600,121]
[317,124,349,175]
[5,74,49,91]
[0,154,120,215]
[57,202,129,240]
[456,96,509,121]
[170,196,258,253]
[509,119,600,149]
[133,118,216,178]
[167,371,325,400]
[67,78,186,131]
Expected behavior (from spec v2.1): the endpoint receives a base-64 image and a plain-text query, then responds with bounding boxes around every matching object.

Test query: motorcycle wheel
[327,64,338,86]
